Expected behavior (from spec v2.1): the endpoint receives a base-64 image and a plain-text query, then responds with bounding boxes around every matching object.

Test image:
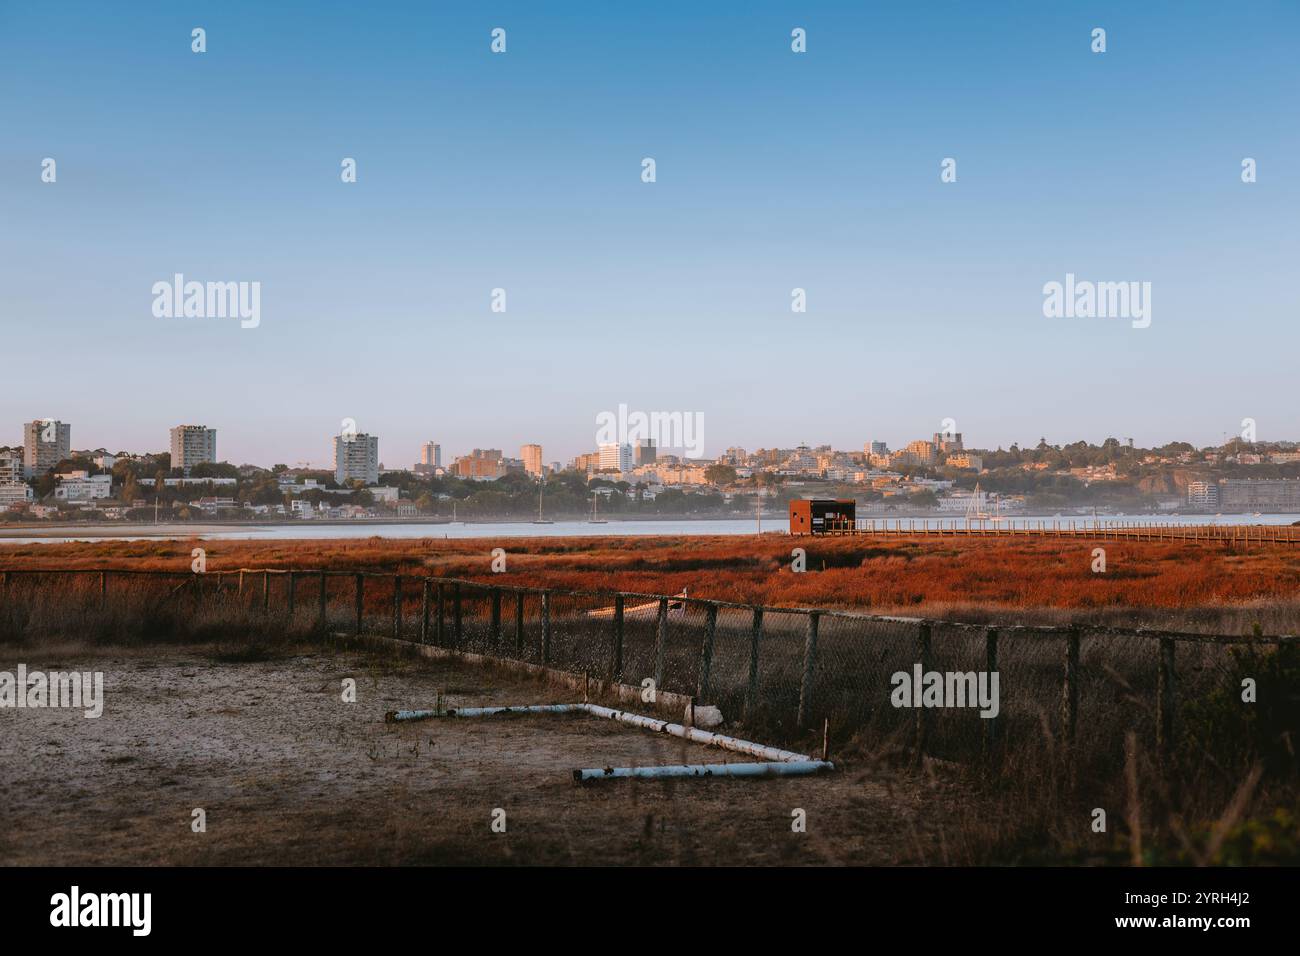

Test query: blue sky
[1,1,1296,467]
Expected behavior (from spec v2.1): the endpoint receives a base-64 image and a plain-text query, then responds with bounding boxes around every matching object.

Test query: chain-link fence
[1,568,1292,759]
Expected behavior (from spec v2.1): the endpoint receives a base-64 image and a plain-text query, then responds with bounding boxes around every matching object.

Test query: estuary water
[0,513,1297,545]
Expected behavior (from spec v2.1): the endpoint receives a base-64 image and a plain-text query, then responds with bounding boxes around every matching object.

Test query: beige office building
[521,444,543,476]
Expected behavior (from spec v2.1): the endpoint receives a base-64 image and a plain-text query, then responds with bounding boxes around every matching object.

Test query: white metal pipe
[581,704,813,762]
[449,704,583,717]
[387,703,584,722]
[386,701,818,766]
[574,761,833,782]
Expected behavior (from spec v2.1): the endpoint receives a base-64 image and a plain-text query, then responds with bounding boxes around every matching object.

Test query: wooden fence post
[745,607,763,722]
[515,591,525,657]
[696,603,717,700]
[654,597,668,690]
[982,628,999,758]
[261,571,270,612]
[354,573,364,635]
[392,575,402,639]
[99,571,108,610]
[287,571,297,617]
[540,591,551,663]
[611,594,625,682]
[436,583,445,646]
[915,623,932,761]
[490,588,502,649]
[318,571,327,626]
[797,612,820,728]
[1157,637,1176,755]
[1062,626,1080,746]
[453,583,463,648]
[420,580,431,644]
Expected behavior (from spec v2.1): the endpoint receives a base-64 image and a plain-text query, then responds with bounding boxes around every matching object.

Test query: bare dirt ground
[0,643,960,866]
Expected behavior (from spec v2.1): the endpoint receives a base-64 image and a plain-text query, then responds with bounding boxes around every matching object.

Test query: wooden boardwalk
[807,518,1300,544]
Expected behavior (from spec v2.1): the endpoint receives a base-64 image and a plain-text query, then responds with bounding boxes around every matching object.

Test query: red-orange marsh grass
[3,534,1299,625]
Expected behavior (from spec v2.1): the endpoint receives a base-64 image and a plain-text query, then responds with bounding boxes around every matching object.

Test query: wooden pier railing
[806,517,1300,544]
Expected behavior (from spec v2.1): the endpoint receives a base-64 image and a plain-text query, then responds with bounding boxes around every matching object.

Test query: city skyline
[3,2,1297,466]
[2,412,1293,476]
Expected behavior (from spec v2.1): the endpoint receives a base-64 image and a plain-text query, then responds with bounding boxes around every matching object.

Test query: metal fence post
[99,571,107,611]
[797,611,820,728]
[354,573,364,635]
[1157,637,1176,755]
[540,591,551,663]
[318,571,327,626]
[697,603,717,700]
[611,594,625,682]
[654,597,668,690]
[745,607,763,722]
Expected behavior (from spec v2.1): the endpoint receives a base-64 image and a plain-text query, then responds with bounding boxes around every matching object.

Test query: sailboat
[531,479,553,524]
[965,482,1007,522]
[588,492,608,524]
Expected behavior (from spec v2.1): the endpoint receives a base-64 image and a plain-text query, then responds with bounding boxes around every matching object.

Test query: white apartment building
[938,490,989,512]
[54,472,113,501]
[23,419,71,478]
[163,477,237,487]
[784,446,818,473]
[598,443,633,472]
[170,425,218,475]
[0,483,33,506]
[0,452,21,484]
[1187,481,1219,507]
[335,433,380,485]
